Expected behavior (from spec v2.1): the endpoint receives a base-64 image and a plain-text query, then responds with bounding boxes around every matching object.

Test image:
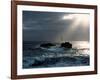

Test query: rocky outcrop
[61,42,72,48]
[40,43,55,48]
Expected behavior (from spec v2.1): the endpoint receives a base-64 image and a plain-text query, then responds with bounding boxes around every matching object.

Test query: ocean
[23,41,90,69]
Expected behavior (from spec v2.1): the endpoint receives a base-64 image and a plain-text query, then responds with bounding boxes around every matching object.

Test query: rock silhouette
[40,43,55,48]
[61,42,72,48]
[40,42,72,48]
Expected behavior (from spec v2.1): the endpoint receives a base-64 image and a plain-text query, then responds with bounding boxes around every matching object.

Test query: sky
[23,11,90,42]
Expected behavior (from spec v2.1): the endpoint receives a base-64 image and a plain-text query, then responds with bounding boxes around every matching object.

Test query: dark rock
[40,43,55,48]
[61,42,72,48]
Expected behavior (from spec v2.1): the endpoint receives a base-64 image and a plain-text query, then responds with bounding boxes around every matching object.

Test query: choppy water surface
[23,41,90,69]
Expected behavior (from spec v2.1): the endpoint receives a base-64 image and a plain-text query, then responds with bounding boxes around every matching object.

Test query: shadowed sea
[23,41,90,69]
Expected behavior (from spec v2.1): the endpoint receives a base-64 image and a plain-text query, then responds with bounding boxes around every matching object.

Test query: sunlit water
[23,41,90,69]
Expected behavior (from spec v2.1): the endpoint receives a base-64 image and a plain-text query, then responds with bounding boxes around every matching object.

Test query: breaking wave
[23,45,90,69]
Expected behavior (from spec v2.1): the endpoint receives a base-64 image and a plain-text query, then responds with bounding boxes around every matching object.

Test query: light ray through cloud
[58,13,90,42]
[23,11,89,42]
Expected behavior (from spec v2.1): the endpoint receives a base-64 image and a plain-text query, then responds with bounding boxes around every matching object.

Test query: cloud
[23,11,89,42]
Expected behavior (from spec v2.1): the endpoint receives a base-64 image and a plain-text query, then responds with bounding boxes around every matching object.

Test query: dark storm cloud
[23,11,89,42]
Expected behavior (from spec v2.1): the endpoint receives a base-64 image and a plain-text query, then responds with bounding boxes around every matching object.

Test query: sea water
[23,41,90,69]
